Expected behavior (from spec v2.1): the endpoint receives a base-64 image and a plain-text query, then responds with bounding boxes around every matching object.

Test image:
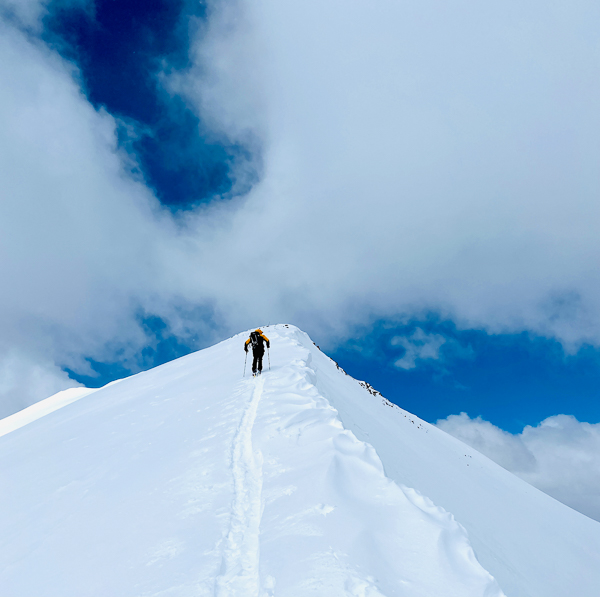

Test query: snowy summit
[0,325,599,596]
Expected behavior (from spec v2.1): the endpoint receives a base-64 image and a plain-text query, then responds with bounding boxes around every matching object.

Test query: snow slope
[0,325,598,596]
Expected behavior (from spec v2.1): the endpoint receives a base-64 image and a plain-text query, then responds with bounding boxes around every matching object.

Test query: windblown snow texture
[0,325,598,596]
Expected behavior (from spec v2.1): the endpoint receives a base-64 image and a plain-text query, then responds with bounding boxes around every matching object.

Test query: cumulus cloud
[437,413,600,522]
[0,0,89,31]
[0,10,265,417]
[175,0,600,349]
[391,329,446,370]
[0,20,181,415]
[0,0,49,29]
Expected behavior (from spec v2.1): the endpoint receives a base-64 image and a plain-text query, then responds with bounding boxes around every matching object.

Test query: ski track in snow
[216,376,265,597]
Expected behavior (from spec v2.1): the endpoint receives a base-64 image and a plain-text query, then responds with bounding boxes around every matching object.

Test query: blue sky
[1,0,600,519]
[43,0,238,208]
[331,324,600,433]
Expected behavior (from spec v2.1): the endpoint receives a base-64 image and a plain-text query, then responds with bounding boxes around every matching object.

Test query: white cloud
[0,20,181,415]
[391,329,446,370]
[0,0,49,29]
[0,351,80,414]
[437,413,600,522]
[0,0,90,31]
[175,0,600,350]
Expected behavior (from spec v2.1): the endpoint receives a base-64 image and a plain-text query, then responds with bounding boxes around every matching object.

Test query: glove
[244,345,248,352]
[267,341,270,348]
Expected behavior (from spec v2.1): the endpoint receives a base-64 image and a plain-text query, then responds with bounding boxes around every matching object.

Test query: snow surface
[0,324,598,596]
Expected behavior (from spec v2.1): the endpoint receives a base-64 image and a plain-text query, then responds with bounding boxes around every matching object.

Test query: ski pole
[243,351,248,377]
[268,347,271,370]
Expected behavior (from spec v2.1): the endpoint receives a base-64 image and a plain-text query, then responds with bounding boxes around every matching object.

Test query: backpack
[250,331,262,348]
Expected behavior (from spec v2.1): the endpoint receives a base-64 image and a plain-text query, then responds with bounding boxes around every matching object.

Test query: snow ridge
[245,328,505,597]
[216,375,265,597]
[4,324,594,595]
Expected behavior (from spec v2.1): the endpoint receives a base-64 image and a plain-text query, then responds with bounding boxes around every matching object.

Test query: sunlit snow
[0,325,598,596]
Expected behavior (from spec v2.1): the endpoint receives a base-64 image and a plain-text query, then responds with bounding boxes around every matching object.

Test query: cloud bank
[437,413,600,522]
[179,0,600,347]
[0,18,180,414]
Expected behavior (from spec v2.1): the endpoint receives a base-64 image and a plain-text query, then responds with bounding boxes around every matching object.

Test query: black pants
[252,349,264,374]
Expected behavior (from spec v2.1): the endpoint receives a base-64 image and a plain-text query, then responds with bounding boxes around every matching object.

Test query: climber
[244,329,270,376]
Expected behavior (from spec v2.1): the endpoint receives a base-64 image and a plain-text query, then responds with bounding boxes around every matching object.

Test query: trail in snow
[216,376,265,597]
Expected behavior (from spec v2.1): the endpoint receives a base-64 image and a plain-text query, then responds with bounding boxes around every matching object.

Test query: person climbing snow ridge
[245,329,270,376]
